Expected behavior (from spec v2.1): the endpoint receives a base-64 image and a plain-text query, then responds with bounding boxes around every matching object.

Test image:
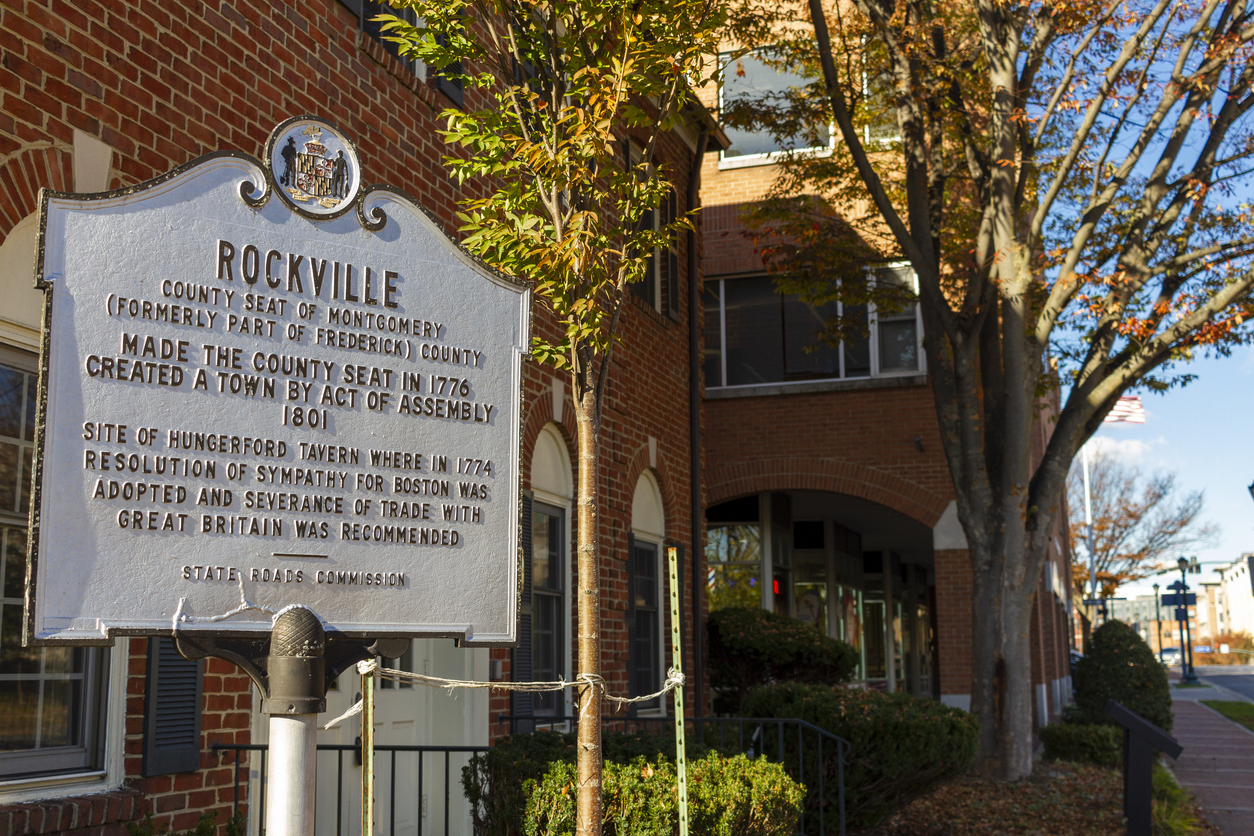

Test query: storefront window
[706,524,762,610]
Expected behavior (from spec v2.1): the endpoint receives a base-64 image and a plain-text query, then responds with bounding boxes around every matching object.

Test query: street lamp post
[1177,557,1199,683]
[1153,583,1163,664]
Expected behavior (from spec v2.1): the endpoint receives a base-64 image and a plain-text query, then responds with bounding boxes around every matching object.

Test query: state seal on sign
[265,116,362,219]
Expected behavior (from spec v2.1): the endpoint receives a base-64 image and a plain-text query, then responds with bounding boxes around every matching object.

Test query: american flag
[1104,395,1145,424]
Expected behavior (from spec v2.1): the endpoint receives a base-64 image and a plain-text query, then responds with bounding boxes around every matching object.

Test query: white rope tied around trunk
[323,659,684,730]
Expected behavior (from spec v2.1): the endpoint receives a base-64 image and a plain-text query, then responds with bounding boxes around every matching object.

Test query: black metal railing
[498,714,848,836]
[212,742,489,836]
[214,715,848,836]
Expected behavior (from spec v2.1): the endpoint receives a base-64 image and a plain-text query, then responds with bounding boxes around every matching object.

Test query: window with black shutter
[143,638,203,776]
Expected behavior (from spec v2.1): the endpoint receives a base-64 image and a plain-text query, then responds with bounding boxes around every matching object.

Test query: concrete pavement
[1168,678,1254,836]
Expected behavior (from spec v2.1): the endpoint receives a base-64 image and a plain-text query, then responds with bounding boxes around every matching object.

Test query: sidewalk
[1169,681,1254,836]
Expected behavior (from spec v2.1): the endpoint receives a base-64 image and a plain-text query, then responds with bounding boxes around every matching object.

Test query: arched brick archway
[706,457,951,528]
[0,143,74,244]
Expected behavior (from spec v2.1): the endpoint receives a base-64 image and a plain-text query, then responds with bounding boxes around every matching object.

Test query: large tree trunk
[968,538,1038,780]
[574,385,602,836]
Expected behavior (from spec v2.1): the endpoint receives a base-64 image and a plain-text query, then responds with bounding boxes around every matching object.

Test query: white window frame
[716,48,835,170]
[867,262,926,378]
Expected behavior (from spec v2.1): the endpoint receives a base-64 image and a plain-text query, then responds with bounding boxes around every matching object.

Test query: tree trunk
[574,385,602,836]
[968,543,1037,780]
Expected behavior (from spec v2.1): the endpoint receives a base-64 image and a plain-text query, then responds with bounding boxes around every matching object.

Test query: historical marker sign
[26,117,530,645]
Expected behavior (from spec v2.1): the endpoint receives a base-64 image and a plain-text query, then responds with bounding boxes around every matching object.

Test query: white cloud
[1086,435,1164,462]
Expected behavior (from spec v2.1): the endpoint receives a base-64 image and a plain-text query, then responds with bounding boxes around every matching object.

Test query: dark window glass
[783,296,839,376]
[723,277,783,385]
[532,505,564,713]
[793,520,825,550]
[702,283,722,387]
[630,206,658,309]
[720,52,829,158]
[843,303,871,377]
[631,542,660,710]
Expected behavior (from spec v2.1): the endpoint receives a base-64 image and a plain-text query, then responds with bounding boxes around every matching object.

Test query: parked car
[1160,647,1182,666]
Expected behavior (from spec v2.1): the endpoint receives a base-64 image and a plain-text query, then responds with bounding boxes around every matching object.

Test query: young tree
[380,0,723,830]
[723,0,1254,779]
[1067,449,1218,598]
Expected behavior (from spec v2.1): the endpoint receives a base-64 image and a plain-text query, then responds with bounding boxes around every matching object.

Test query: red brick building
[696,51,1075,716]
[0,2,1072,835]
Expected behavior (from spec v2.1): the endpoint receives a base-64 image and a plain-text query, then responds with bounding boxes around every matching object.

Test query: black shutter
[665,190,680,321]
[143,638,203,776]
[429,34,466,107]
[512,493,534,723]
[625,533,637,716]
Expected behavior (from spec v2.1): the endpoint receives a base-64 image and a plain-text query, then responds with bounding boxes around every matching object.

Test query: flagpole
[1082,442,1098,626]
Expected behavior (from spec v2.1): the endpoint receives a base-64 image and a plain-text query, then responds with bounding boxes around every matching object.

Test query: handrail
[211,715,849,836]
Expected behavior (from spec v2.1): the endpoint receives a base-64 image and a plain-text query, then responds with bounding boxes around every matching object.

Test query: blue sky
[1088,345,1254,598]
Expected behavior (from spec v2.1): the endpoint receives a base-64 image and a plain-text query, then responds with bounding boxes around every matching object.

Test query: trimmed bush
[707,606,859,712]
[741,682,979,832]
[463,731,800,836]
[523,754,803,836]
[1073,619,1172,732]
[1039,722,1122,768]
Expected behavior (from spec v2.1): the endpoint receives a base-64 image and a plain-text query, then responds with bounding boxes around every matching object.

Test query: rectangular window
[719,51,830,159]
[705,268,921,388]
[0,360,109,780]
[630,541,661,712]
[531,504,565,714]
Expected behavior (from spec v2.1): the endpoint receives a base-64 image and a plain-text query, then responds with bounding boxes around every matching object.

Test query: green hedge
[707,606,859,712]
[741,683,978,832]
[523,754,802,836]
[463,731,801,836]
[1073,619,1172,732]
[1039,723,1122,768]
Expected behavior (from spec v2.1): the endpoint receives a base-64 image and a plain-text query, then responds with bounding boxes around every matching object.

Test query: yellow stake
[668,547,689,836]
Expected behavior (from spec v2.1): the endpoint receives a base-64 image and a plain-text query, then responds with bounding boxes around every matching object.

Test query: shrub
[523,754,803,836]
[707,606,859,712]
[1074,619,1172,732]
[1039,723,1122,768]
[1151,764,1201,836]
[1193,631,1254,666]
[741,682,979,832]
[463,730,798,836]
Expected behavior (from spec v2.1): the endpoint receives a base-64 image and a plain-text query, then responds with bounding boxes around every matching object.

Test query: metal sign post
[1105,700,1183,836]
[26,116,530,834]
[667,547,689,836]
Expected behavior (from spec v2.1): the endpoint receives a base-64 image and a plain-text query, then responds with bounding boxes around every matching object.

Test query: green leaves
[380,0,723,380]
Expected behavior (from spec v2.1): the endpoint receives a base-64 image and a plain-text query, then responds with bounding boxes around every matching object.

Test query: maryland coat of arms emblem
[265,116,361,218]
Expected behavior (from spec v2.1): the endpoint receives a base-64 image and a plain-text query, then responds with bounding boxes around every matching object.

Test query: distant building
[1218,555,1254,638]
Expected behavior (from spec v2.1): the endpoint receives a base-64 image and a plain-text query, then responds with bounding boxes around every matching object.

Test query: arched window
[628,472,664,713]
[519,425,572,717]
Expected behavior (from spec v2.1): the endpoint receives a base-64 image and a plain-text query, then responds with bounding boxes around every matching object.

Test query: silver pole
[265,606,327,836]
[1082,444,1097,620]
[266,714,318,836]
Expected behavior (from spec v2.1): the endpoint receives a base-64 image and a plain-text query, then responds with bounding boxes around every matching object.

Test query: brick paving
[1170,686,1254,836]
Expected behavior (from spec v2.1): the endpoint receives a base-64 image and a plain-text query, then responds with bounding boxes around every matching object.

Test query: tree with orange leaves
[1066,448,1218,598]
[722,0,1254,780]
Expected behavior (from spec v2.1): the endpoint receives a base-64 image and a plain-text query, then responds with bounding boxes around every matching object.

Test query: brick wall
[2,0,705,822]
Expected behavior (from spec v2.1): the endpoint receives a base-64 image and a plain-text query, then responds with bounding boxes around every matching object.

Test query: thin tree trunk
[574,385,602,836]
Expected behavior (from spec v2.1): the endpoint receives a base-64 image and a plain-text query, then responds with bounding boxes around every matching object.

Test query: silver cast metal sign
[27,117,530,645]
